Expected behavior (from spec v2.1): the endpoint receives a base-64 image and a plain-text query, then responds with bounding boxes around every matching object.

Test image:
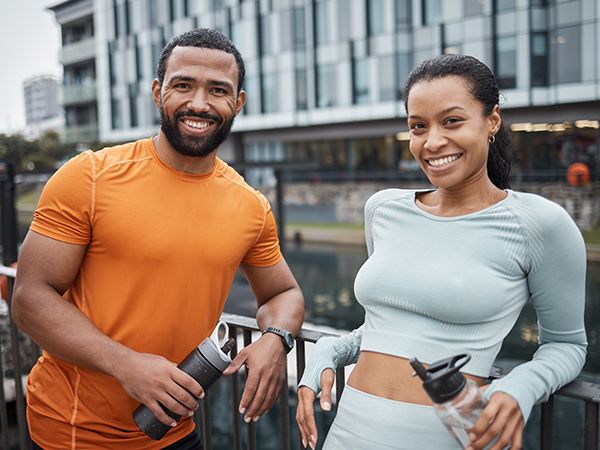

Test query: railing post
[584,401,599,450]
[0,332,10,450]
[541,395,554,450]
[279,362,291,450]
[7,277,28,449]
[243,330,256,450]
[0,162,19,266]
[229,326,242,450]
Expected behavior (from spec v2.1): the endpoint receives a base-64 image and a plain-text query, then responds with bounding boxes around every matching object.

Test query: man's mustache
[174,110,221,124]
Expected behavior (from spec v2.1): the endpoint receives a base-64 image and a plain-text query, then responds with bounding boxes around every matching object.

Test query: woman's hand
[467,390,524,450]
[296,368,335,449]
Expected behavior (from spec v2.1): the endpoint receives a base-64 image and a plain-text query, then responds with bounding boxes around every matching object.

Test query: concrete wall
[261,181,600,231]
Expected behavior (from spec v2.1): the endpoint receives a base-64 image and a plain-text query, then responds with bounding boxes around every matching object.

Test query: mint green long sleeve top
[299,189,587,423]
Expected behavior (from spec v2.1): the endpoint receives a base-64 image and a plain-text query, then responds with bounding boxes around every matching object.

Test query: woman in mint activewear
[296,54,587,450]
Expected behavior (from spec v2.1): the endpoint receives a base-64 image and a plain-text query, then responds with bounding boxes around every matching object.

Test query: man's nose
[187,89,210,112]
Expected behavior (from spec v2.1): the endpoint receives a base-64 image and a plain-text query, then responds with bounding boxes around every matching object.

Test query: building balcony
[61,82,97,106]
[59,37,95,66]
[62,123,98,144]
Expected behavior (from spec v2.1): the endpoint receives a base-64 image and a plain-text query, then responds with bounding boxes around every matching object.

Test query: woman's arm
[470,198,587,450]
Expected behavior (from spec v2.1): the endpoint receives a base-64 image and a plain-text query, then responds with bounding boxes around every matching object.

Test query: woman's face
[406,75,500,191]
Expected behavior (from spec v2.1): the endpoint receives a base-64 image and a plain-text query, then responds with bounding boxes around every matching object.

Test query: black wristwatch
[263,327,295,353]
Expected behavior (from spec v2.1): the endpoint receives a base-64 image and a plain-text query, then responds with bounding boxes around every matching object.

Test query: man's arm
[12,230,202,426]
[223,258,304,423]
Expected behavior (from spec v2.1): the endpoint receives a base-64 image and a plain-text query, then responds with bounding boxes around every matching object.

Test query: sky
[0,0,61,134]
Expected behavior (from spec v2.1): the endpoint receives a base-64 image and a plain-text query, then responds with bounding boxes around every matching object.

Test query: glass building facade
[56,0,600,183]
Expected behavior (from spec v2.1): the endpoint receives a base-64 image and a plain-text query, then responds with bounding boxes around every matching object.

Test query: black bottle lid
[409,353,471,404]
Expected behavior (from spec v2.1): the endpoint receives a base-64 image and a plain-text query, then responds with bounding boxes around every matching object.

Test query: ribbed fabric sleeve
[482,196,587,423]
[298,326,364,393]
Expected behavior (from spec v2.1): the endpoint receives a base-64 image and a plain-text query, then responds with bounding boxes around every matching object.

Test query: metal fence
[1,265,599,449]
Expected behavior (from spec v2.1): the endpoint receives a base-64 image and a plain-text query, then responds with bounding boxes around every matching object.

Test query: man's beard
[159,107,235,157]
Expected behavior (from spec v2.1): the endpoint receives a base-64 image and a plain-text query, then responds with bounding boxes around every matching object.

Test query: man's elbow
[10,283,31,330]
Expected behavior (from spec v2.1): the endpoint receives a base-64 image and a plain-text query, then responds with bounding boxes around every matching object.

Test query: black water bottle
[410,353,488,447]
[133,333,236,440]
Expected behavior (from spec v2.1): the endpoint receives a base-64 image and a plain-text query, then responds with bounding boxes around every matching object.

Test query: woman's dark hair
[402,54,512,189]
[157,28,245,93]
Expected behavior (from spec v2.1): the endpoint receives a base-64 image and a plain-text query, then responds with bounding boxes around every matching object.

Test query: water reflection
[285,242,600,378]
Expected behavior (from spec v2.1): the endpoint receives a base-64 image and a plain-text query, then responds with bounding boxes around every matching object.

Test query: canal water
[213,241,596,450]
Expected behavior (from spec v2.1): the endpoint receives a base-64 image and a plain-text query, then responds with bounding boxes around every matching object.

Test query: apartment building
[49,0,98,146]
[52,0,600,183]
[23,75,64,139]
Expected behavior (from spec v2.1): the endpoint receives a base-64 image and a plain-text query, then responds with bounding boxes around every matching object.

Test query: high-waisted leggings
[322,384,463,450]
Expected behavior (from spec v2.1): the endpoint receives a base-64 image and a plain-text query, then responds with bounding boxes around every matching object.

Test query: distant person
[296,54,587,450]
[12,28,304,450]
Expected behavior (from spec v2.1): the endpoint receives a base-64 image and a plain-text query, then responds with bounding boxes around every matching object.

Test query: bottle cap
[409,354,471,404]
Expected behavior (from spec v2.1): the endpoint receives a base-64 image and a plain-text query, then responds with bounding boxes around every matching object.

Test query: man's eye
[211,87,227,94]
[175,83,190,89]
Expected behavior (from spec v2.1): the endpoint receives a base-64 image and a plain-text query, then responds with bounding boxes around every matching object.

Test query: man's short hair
[157,28,245,93]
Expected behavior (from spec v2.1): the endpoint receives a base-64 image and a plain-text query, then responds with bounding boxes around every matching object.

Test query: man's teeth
[184,120,210,129]
[428,154,461,167]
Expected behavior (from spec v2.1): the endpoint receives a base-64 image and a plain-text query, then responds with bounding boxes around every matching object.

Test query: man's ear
[235,90,247,116]
[151,79,162,109]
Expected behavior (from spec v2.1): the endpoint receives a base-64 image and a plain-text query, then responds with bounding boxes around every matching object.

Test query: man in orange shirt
[12,28,304,449]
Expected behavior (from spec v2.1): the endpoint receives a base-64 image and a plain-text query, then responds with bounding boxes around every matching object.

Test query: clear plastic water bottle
[410,354,487,447]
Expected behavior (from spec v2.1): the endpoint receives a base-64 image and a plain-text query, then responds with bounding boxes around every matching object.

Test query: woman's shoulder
[365,188,416,212]
[507,190,573,223]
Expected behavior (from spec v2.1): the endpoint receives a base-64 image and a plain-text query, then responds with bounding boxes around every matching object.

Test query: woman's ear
[489,104,501,136]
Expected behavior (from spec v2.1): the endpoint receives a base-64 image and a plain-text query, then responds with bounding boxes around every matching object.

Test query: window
[352,58,370,104]
[317,64,336,107]
[463,0,484,16]
[495,36,517,89]
[315,0,331,45]
[396,52,412,98]
[261,73,278,113]
[368,0,385,36]
[113,0,121,38]
[551,26,581,84]
[259,14,272,55]
[111,99,122,129]
[295,69,308,110]
[494,0,516,12]
[148,0,157,27]
[129,83,138,127]
[422,0,442,26]
[292,7,306,50]
[395,0,412,31]
[379,55,395,101]
[530,32,548,86]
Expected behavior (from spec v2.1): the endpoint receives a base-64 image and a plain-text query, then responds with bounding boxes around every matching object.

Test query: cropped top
[299,189,587,422]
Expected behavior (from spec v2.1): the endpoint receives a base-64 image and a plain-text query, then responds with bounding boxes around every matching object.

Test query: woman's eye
[410,123,425,131]
[445,117,462,125]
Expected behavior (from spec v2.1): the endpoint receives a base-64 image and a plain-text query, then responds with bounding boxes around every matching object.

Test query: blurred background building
[49,0,98,147]
[23,75,64,140]
[48,0,599,185]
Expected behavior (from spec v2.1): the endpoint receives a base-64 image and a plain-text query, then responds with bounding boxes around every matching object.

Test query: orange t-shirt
[26,138,282,449]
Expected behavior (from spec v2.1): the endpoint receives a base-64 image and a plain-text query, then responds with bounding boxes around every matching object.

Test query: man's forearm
[12,284,134,378]
[255,286,304,335]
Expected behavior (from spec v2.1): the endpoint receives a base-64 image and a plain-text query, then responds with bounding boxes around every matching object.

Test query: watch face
[284,333,295,351]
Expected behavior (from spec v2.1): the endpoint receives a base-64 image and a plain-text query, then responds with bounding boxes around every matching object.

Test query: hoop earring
[488,135,496,144]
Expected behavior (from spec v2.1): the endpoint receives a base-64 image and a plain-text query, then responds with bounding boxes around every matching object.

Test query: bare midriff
[347,351,488,405]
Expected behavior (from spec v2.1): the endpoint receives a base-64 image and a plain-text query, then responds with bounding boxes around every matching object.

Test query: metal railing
[1,265,599,449]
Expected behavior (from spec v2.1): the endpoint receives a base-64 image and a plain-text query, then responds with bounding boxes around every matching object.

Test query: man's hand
[223,332,287,423]
[112,351,203,427]
[467,390,524,450]
[296,368,334,449]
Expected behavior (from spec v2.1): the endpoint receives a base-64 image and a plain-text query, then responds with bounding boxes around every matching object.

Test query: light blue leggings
[322,384,463,450]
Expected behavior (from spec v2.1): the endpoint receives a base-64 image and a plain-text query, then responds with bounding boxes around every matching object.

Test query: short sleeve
[241,197,282,267]
[30,151,94,245]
